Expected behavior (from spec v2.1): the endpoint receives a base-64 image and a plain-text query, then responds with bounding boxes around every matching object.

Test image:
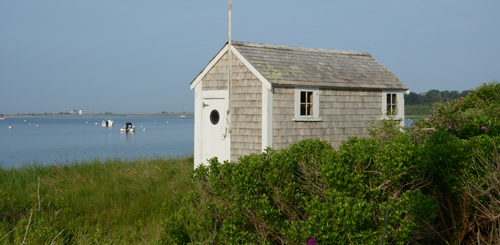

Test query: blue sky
[1,0,498,114]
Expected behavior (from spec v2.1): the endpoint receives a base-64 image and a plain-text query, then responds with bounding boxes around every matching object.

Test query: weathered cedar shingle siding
[230,56,262,161]
[272,87,381,151]
[199,52,262,162]
[202,54,229,91]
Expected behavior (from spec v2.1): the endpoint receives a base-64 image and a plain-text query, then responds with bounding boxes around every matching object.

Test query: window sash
[386,93,397,115]
[300,91,313,116]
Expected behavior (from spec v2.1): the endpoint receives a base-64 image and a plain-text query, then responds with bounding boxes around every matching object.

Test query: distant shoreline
[3,113,425,118]
[2,113,194,117]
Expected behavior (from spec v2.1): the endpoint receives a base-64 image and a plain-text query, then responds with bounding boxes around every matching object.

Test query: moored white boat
[102,118,114,127]
[0,115,5,120]
[120,122,136,132]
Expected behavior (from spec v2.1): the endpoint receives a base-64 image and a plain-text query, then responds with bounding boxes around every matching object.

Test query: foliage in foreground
[373,80,500,244]
[163,137,437,244]
[0,156,194,244]
[162,81,500,244]
[429,80,500,139]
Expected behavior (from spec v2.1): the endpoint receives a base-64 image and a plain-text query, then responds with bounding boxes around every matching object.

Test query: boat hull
[120,127,136,132]
[102,119,114,127]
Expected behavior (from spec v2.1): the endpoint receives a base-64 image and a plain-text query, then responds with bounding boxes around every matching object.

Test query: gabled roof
[191,41,409,90]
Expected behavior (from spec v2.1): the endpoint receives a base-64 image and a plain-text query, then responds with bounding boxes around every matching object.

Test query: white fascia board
[231,46,272,90]
[190,45,229,90]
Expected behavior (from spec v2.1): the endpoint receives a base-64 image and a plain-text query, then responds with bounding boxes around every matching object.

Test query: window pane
[307,91,313,103]
[385,93,398,115]
[210,110,220,125]
[388,105,396,115]
[300,91,314,116]
[301,103,313,116]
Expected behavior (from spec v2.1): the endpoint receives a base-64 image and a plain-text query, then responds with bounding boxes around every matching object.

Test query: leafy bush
[160,81,500,245]
[429,81,500,139]
[162,138,436,244]
[367,115,403,142]
[402,81,500,244]
[461,143,500,244]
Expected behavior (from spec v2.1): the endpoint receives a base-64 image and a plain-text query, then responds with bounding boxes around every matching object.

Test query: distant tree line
[404,89,471,116]
[405,89,470,106]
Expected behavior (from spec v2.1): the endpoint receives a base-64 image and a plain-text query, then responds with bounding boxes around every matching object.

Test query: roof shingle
[231,41,408,90]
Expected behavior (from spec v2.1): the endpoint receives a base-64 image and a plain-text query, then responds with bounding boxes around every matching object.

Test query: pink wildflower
[481,126,489,132]
[306,237,317,245]
[449,126,452,129]
[461,97,464,99]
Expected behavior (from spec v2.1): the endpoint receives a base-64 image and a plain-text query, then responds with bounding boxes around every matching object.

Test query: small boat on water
[180,115,186,118]
[102,119,114,127]
[0,115,5,120]
[120,122,136,132]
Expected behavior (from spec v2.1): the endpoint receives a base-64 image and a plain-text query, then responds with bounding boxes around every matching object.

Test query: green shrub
[405,81,500,244]
[163,138,436,244]
[430,81,500,139]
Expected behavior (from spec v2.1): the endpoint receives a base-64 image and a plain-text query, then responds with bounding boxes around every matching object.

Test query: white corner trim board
[262,85,273,151]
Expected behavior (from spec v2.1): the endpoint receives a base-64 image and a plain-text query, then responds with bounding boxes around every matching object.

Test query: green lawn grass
[0,156,194,244]
[405,104,431,118]
[405,114,428,119]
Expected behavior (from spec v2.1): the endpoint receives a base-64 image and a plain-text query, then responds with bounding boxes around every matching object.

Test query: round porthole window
[210,110,220,125]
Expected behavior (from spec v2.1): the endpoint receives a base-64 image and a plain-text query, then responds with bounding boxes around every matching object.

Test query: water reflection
[120,131,134,142]
[106,127,114,143]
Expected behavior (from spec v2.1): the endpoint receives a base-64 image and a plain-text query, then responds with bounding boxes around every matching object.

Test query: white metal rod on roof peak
[228,0,231,45]
[226,0,232,135]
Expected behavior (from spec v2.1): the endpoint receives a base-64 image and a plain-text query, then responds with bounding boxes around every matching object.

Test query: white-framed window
[300,91,314,116]
[381,90,404,121]
[386,93,397,116]
[294,87,322,121]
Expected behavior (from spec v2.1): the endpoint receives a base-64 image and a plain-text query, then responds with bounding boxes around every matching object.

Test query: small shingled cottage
[190,41,409,168]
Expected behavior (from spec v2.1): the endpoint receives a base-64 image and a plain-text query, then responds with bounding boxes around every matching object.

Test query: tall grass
[0,156,194,244]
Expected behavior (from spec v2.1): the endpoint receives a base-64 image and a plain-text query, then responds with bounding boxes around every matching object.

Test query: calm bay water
[405,118,416,127]
[0,116,416,168]
[0,116,194,168]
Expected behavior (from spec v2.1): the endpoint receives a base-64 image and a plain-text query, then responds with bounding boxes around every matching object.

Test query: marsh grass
[0,156,194,244]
